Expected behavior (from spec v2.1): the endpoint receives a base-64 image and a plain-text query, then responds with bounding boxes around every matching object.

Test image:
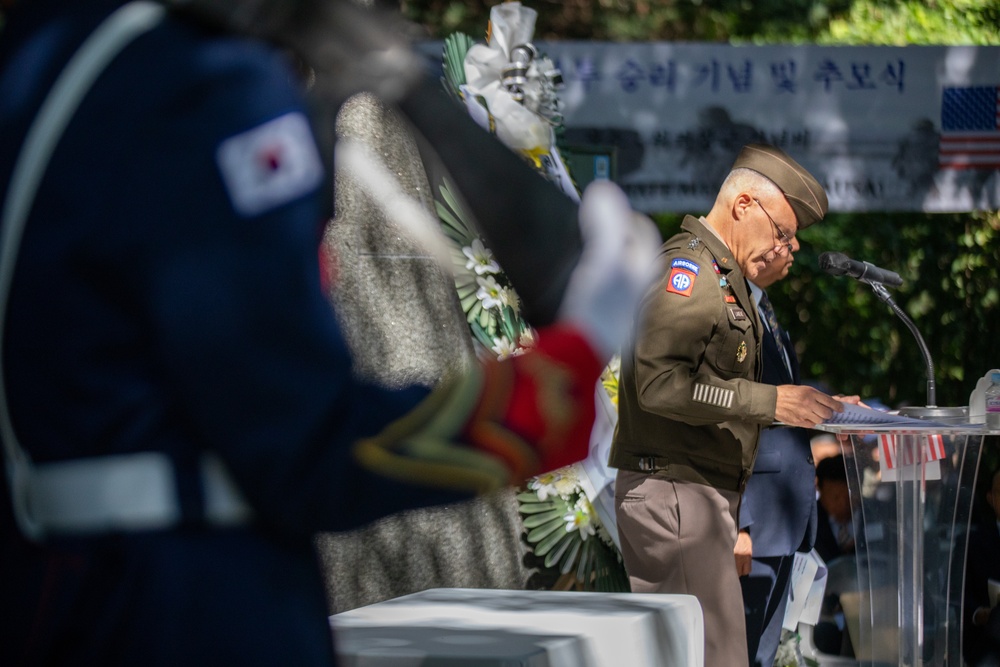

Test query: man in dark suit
[814,454,856,564]
[738,237,844,667]
[964,466,1000,666]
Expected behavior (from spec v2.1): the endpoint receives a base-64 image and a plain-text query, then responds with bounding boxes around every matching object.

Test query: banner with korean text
[422,43,1000,213]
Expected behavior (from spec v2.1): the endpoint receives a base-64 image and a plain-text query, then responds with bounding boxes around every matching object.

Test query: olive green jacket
[609,216,778,492]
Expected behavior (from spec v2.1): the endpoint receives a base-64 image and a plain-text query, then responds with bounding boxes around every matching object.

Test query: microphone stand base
[897,405,969,423]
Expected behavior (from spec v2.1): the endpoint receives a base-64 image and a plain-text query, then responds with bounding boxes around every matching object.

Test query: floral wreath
[437,1,628,592]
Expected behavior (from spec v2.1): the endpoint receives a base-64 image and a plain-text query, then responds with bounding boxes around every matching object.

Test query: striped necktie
[758,290,788,362]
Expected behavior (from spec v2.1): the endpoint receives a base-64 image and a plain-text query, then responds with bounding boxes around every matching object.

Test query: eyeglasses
[753,198,793,254]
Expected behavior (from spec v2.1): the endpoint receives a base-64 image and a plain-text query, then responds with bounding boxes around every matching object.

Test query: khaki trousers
[615,470,748,667]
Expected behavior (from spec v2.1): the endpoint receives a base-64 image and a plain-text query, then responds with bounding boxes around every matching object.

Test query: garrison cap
[732,143,828,229]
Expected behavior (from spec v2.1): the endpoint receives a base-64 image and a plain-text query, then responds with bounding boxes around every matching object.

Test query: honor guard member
[610,143,844,667]
[0,1,660,665]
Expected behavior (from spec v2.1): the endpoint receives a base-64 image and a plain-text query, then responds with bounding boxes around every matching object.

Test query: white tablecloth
[329,587,704,667]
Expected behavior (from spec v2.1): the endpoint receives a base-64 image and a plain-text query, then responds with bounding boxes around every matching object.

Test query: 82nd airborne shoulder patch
[666,258,699,297]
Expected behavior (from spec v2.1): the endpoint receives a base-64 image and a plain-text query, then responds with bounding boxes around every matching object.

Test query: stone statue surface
[316,93,535,613]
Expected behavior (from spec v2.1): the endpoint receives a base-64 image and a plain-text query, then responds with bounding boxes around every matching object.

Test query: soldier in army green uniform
[610,144,843,667]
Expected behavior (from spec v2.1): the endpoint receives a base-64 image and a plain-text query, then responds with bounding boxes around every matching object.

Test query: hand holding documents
[822,403,972,429]
[824,403,929,425]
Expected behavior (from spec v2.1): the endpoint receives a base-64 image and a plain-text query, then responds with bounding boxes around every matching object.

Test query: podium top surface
[814,423,1000,435]
[810,403,1000,436]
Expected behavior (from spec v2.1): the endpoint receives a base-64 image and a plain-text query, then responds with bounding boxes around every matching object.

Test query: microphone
[818,252,903,287]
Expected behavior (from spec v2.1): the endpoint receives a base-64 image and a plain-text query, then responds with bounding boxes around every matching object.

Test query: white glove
[557,181,663,361]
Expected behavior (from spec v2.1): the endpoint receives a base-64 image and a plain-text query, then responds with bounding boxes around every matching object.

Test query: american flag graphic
[879,434,946,470]
[939,86,1000,170]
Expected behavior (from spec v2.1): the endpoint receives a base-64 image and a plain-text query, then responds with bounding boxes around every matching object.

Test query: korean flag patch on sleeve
[216,112,323,217]
[666,258,699,297]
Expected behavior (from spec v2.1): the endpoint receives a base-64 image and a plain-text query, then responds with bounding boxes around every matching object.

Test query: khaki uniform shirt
[609,215,778,492]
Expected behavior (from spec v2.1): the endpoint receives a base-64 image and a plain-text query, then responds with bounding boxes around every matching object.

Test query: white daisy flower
[476,276,506,310]
[563,498,596,539]
[463,238,500,275]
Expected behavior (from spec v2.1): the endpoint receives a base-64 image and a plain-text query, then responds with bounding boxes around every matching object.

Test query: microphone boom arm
[868,281,936,408]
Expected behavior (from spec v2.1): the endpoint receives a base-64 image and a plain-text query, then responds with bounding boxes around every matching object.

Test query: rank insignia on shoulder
[671,258,700,275]
[666,266,697,297]
[736,340,748,363]
[687,237,702,249]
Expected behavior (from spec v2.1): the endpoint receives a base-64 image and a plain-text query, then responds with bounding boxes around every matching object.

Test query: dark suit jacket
[964,517,1000,665]
[813,501,854,564]
[739,309,818,558]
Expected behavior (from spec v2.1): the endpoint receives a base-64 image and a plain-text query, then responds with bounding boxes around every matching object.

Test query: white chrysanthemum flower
[528,472,560,501]
[476,276,506,310]
[500,286,521,314]
[518,328,536,349]
[463,238,500,275]
[552,470,580,499]
[491,335,518,360]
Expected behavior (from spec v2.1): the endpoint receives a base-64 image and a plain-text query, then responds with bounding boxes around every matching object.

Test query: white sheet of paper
[782,550,829,631]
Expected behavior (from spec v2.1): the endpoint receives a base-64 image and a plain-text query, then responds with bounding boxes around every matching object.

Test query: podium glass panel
[814,423,999,667]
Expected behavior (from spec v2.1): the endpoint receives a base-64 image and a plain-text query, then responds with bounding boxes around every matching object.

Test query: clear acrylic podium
[814,420,999,667]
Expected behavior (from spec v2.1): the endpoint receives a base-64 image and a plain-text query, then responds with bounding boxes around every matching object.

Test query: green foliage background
[404,0,1000,409]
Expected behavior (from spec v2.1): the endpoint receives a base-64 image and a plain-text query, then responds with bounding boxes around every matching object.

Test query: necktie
[837,521,854,551]
[758,290,788,362]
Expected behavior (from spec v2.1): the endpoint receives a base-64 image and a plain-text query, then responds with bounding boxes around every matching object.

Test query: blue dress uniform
[0,1,608,664]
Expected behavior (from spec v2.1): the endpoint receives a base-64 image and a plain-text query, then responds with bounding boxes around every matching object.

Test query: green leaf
[576,539,594,582]
[518,501,562,515]
[535,523,572,556]
[442,32,474,98]
[435,204,469,238]
[456,283,477,300]
[478,305,492,331]
[439,225,470,246]
[559,537,583,574]
[526,516,566,543]
[439,179,474,232]
[521,508,566,528]
[460,292,479,312]
[543,531,577,567]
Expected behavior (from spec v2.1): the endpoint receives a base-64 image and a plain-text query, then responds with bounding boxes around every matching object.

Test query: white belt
[25,451,253,535]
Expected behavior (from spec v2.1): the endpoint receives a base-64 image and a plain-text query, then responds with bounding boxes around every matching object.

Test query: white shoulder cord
[0,1,166,539]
